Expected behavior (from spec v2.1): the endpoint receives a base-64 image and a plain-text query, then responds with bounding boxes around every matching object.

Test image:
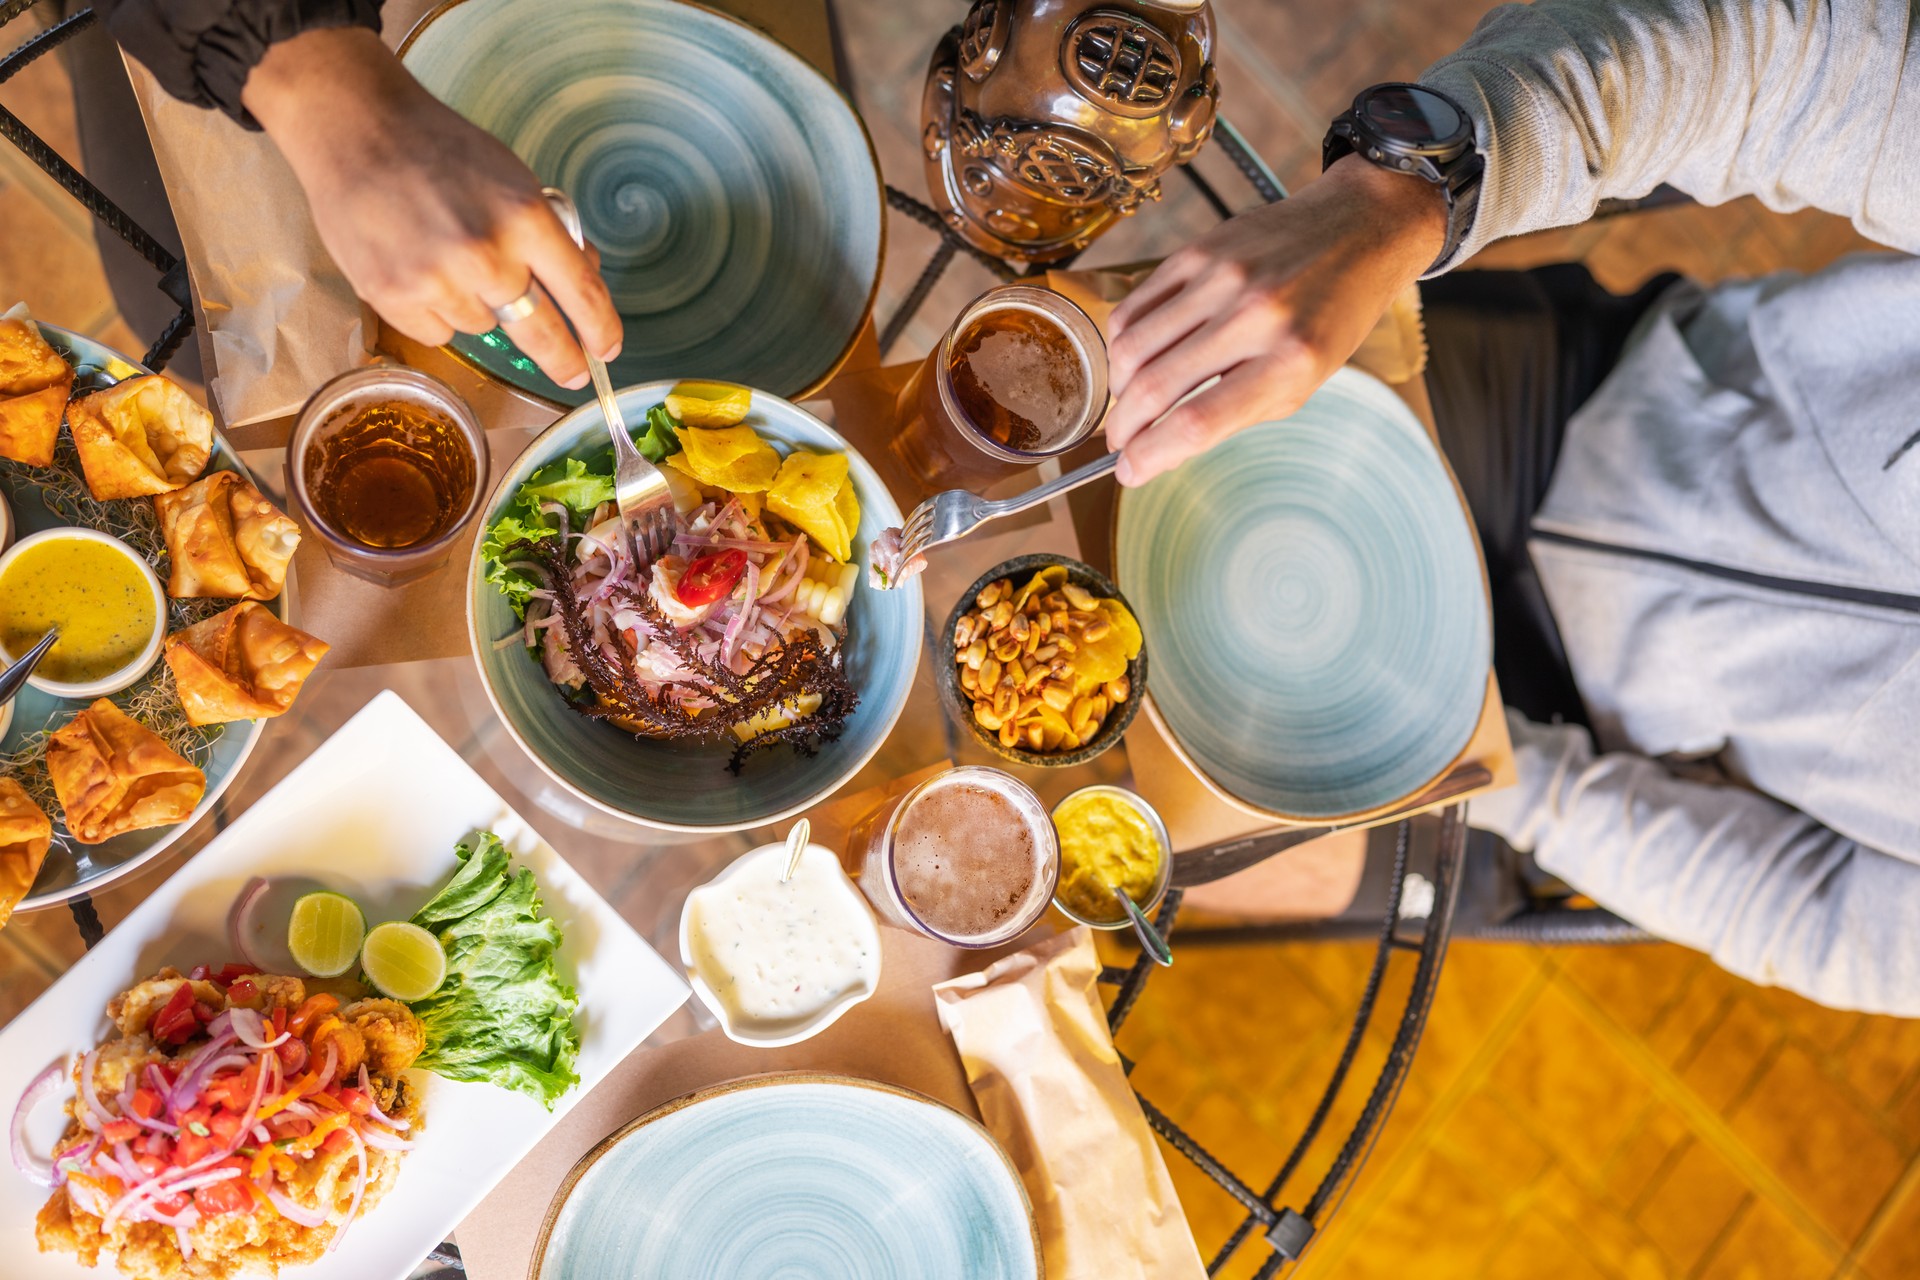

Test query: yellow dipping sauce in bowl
[0,528,165,696]
[1050,785,1171,928]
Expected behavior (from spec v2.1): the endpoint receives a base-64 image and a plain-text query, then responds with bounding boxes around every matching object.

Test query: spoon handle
[1119,890,1173,967]
[0,629,58,706]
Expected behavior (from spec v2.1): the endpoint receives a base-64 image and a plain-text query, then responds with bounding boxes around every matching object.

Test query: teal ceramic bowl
[401,0,883,406]
[1115,366,1490,821]
[468,383,921,832]
[532,1075,1040,1279]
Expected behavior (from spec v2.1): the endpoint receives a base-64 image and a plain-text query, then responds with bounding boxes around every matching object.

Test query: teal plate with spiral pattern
[1115,367,1490,821]
[401,0,883,405]
[532,1075,1041,1280]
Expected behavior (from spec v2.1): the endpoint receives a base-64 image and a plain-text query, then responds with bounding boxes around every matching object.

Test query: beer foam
[892,776,1047,941]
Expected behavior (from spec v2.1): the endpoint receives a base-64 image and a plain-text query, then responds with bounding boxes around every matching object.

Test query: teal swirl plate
[532,1075,1041,1280]
[401,0,883,405]
[1115,367,1489,821]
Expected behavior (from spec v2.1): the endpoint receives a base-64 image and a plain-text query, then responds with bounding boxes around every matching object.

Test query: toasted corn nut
[1041,683,1075,713]
[1054,636,1077,655]
[1090,695,1110,721]
[1009,613,1030,643]
[1028,723,1046,750]
[1024,628,1042,656]
[1017,694,1042,720]
[1068,610,1100,626]
[1063,582,1098,611]
[989,600,1014,629]
[993,685,1016,718]
[974,703,1004,731]
[1043,591,1067,611]
[1051,610,1071,632]
[1061,730,1082,751]
[979,656,1002,688]
[1082,619,1112,643]
[1022,665,1049,691]
[954,616,976,648]
[977,580,1006,609]
[964,639,988,669]
[1069,695,1093,730]
[999,720,1019,749]
[1035,612,1051,636]
[1105,676,1131,703]
[960,667,979,693]
[1031,644,1058,663]
[1049,660,1071,679]
[1005,657,1024,686]
[993,638,1023,663]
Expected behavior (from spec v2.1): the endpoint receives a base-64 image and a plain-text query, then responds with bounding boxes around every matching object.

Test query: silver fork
[541,187,676,572]
[895,450,1118,570]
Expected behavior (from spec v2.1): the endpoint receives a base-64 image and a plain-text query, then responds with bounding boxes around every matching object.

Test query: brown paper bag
[935,928,1206,1280]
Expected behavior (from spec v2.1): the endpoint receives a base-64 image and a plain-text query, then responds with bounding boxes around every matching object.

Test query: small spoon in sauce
[0,628,58,706]
[780,817,812,884]
[1113,882,1172,967]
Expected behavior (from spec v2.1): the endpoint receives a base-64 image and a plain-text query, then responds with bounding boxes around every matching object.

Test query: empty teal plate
[532,1076,1040,1279]
[401,0,883,405]
[467,382,922,832]
[1115,367,1489,821]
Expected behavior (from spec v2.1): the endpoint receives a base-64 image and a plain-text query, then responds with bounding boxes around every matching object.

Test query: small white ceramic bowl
[0,528,167,699]
[0,489,13,554]
[679,842,883,1049]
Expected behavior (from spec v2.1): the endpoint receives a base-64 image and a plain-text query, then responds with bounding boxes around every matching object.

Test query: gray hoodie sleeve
[1418,0,1920,268]
[1474,712,1920,1015]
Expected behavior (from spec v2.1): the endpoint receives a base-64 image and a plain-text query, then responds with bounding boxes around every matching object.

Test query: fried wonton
[0,776,52,929]
[47,699,205,844]
[154,469,302,600]
[165,601,329,726]
[0,310,73,468]
[68,374,212,499]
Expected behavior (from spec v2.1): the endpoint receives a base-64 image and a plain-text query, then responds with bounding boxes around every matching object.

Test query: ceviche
[26,965,422,1277]
[481,382,865,770]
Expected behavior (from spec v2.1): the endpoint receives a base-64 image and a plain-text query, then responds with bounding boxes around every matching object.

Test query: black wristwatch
[1323,82,1484,271]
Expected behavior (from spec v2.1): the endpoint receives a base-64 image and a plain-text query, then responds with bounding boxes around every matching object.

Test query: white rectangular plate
[0,690,688,1279]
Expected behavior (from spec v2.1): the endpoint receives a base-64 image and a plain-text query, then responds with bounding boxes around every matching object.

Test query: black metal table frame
[0,4,1471,1273]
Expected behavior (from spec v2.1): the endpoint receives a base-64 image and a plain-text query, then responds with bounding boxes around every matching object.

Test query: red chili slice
[675,549,749,607]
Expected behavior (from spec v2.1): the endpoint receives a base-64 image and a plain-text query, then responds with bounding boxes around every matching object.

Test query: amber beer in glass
[892,284,1109,490]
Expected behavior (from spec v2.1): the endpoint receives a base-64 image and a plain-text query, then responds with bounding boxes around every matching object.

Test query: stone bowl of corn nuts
[938,554,1147,768]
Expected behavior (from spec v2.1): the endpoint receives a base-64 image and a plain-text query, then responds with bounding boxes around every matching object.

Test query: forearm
[1420,0,1920,266]
[1477,712,1920,1015]
[241,27,421,187]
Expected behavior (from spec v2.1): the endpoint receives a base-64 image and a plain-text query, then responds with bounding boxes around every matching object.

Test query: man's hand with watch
[1105,83,1483,486]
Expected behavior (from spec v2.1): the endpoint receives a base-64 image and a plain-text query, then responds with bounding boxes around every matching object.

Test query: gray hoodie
[1416,0,1920,1011]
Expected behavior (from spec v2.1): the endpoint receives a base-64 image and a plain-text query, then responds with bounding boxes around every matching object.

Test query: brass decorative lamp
[920,0,1219,266]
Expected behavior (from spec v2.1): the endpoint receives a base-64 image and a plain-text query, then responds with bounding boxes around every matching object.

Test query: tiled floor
[2,0,1912,1276]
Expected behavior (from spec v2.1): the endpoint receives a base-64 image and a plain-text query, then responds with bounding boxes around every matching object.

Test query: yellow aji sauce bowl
[0,528,166,699]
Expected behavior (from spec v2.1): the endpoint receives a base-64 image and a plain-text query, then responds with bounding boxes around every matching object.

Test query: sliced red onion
[104,1166,241,1233]
[265,1185,329,1228]
[205,1010,232,1040]
[112,1139,138,1184]
[252,1124,270,1143]
[176,1223,194,1261]
[76,1047,113,1130]
[227,1006,287,1051]
[13,1056,68,1187]
[326,1129,369,1253]
[227,877,270,970]
[168,1030,239,1113]
[311,1040,338,1093]
[358,1126,414,1152]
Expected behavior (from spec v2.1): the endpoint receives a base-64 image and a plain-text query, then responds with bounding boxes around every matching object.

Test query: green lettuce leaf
[479,411,683,619]
[407,833,580,1109]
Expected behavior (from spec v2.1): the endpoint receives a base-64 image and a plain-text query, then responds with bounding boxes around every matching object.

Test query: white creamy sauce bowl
[679,842,883,1048]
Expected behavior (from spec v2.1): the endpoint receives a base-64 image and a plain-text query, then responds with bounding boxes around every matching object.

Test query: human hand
[242,28,621,390]
[1104,155,1448,485]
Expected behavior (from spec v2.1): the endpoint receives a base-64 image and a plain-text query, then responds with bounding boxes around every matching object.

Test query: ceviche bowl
[468,383,922,833]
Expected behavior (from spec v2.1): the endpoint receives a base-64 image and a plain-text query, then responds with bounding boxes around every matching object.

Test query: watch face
[1359,84,1467,151]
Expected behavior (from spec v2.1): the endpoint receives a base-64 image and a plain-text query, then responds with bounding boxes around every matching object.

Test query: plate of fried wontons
[0,307,329,922]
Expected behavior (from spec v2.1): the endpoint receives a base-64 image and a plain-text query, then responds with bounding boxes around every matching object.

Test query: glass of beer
[856,766,1060,948]
[892,284,1109,492]
[287,366,488,586]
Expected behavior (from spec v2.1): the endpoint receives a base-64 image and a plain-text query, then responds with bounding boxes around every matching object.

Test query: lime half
[361,921,447,1001]
[287,891,366,978]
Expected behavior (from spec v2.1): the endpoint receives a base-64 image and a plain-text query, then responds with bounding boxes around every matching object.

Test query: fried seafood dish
[68,375,213,501]
[32,964,423,1277]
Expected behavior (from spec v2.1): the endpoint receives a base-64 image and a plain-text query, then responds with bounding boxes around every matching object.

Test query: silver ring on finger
[490,286,540,326]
